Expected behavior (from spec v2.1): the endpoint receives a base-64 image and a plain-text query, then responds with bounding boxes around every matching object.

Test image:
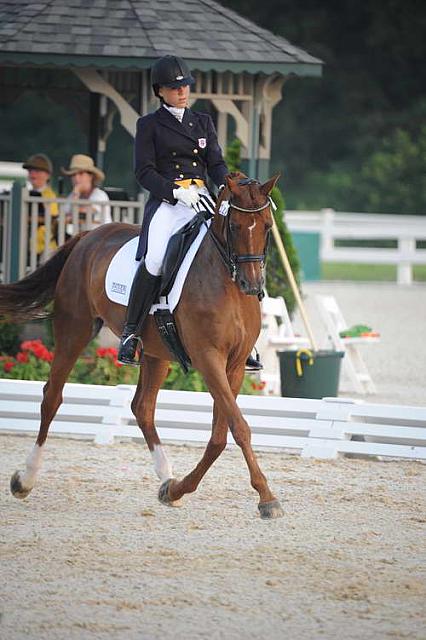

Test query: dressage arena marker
[0,379,425,460]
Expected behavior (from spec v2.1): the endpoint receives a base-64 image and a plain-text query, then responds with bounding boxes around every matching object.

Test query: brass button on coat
[175,164,180,169]
[193,149,198,154]
[192,161,197,166]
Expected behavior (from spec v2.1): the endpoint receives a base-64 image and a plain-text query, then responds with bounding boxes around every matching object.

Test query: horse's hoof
[158,478,182,507]
[258,499,284,519]
[10,471,33,500]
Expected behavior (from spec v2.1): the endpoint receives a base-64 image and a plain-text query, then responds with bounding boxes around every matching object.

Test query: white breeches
[145,187,210,276]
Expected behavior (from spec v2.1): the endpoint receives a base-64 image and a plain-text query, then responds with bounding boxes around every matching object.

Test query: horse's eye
[265,222,273,231]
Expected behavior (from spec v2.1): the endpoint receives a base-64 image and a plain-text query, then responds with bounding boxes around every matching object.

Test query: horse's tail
[0,232,86,322]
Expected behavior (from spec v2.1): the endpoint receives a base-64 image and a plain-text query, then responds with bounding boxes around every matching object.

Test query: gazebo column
[88,93,116,170]
[74,68,140,171]
[257,75,286,181]
[241,75,285,181]
[216,111,228,152]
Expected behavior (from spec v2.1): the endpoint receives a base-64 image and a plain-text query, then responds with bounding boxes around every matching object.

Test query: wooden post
[271,216,318,351]
[8,180,24,283]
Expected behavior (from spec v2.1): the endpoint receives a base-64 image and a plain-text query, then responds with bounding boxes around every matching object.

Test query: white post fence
[0,380,425,461]
[286,208,426,285]
[2,191,425,284]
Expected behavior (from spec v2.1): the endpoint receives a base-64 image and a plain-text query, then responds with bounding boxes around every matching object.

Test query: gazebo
[0,0,322,182]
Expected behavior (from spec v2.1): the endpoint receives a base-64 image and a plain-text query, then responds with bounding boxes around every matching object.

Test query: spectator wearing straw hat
[23,153,59,257]
[62,154,112,232]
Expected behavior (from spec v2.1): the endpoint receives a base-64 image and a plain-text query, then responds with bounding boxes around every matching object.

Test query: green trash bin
[278,349,344,399]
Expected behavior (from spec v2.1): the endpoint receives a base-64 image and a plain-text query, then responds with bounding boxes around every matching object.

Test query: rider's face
[159,83,190,108]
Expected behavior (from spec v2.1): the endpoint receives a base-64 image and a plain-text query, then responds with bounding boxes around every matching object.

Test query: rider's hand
[173,185,200,208]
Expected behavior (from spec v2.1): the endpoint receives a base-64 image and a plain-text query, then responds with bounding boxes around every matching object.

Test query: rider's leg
[117,261,161,365]
[245,351,263,372]
[118,201,196,365]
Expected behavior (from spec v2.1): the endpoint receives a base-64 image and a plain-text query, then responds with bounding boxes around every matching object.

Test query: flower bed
[1,340,260,394]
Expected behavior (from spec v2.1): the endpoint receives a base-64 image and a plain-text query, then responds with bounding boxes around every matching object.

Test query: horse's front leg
[158,400,228,504]
[225,362,284,519]
[163,354,283,519]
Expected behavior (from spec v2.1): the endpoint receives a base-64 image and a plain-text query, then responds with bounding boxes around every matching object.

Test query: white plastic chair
[256,296,310,395]
[315,294,380,394]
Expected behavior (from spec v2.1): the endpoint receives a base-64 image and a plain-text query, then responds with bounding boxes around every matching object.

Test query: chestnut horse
[2,173,283,519]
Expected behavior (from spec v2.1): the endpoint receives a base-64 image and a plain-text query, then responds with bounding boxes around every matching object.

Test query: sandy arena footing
[1,434,425,639]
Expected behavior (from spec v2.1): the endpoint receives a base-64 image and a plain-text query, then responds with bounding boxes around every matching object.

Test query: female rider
[118,55,261,372]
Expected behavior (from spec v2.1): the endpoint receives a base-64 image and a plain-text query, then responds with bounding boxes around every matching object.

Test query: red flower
[4,361,15,372]
[16,352,29,363]
[19,339,54,362]
[96,347,119,361]
[21,339,42,352]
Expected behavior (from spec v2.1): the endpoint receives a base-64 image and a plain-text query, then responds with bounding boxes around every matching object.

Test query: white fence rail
[1,379,425,460]
[5,189,425,285]
[286,208,426,284]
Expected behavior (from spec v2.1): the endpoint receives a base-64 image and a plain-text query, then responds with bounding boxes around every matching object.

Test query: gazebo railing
[14,190,145,280]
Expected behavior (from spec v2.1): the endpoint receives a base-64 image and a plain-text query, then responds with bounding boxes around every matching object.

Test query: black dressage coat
[134,105,228,260]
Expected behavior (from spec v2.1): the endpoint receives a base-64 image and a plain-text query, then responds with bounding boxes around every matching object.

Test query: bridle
[208,179,272,282]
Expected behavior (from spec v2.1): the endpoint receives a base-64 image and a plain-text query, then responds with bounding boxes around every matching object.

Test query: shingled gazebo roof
[0,0,322,75]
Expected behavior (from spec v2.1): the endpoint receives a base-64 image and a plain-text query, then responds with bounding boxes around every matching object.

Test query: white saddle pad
[105,222,209,314]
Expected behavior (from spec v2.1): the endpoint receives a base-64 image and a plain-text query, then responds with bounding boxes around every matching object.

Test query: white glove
[172,185,200,208]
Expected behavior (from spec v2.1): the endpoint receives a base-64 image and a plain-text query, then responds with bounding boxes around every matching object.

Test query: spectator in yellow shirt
[23,153,58,257]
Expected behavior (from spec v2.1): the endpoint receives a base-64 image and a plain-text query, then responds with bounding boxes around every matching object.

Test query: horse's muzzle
[238,274,264,296]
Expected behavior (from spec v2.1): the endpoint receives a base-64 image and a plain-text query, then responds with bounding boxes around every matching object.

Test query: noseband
[208,179,272,282]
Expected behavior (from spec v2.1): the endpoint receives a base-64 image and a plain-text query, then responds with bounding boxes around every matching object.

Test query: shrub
[267,186,301,316]
[225,138,302,316]
[0,340,260,394]
[0,339,53,380]
[0,321,21,356]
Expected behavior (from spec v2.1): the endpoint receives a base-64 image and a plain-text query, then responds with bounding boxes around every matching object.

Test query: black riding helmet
[151,55,195,97]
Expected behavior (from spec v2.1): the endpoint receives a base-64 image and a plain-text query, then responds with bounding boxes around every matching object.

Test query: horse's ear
[260,173,280,196]
[225,174,240,193]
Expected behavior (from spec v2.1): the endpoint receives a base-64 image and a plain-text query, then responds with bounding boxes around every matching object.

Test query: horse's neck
[210,212,226,245]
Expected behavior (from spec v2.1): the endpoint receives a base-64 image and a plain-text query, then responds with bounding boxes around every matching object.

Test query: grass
[321,263,426,282]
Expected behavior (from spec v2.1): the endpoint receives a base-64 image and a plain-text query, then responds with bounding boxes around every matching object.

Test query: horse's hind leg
[130,356,176,489]
[10,308,94,499]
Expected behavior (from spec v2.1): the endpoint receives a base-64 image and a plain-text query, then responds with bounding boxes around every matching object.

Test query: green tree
[220,0,426,214]
[358,127,426,214]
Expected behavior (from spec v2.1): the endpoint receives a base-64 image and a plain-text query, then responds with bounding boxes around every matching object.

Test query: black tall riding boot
[245,352,263,372]
[118,262,161,365]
